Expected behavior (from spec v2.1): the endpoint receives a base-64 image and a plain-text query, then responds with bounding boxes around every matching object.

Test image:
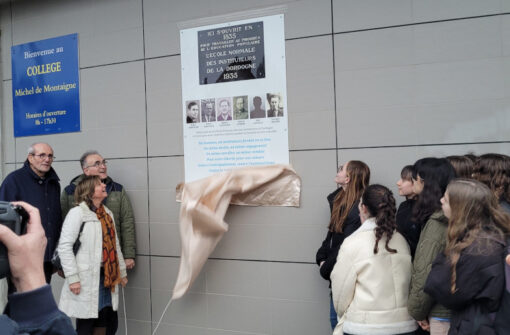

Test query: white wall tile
[412,0,501,22]
[336,66,415,110]
[152,291,208,327]
[152,323,208,335]
[120,287,151,321]
[11,0,143,68]
[269,262,329,302]
[205,259,270,298]
[1,81,15,163]
[1,3,12,80]
[287,36,336,150]
[148,156,183,224]
[1,163,16,179]
[145,56,183,156]
[126,255,150,289]
[117,320,151,335]
[503,15,510,57]
[149,223,181,256]
[206,295,271,333]
[414,17,502,65]
[271,299,331,335]
[335,27,414,71]
[415,58,505,104]
[333,0,413,32]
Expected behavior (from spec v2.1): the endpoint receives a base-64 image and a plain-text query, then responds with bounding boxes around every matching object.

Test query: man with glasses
[0,142,62,284]
[60,150,136,335]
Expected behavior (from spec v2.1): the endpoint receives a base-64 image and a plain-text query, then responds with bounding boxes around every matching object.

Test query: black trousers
[106,310,118,335]
[76,307,114,335]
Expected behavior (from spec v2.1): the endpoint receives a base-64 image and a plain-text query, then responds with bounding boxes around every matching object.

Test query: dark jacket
[424,234,505,335]
[60,174,136,259]
[316,188,361,281]
[396,198,420,258]
[500,199,510,214]
[408,210,451,320]
[0,161,62,261]
[1,284,75,334]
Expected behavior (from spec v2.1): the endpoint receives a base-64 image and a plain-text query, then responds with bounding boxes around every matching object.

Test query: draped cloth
[172,164,301,299]
[96,204,121,292]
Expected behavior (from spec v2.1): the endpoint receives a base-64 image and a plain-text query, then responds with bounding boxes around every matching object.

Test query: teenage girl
[331,184,417,335]
[425,179,510,334]
[473,153,510,213]
[407,157,456,335]
[316,161,370,330]
[396,165,420,258]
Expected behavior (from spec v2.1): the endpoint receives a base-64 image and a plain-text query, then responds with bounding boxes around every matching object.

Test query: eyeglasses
[31,153,55,160]
[86,160,107,168]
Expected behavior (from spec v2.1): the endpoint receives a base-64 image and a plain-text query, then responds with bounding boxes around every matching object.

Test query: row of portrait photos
[185,93,285,124]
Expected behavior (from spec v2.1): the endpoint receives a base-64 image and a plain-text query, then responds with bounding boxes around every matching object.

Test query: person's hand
[69,282,81,295]
[506,254,510,266]
[125,258,135,270]
[417,319,430,331]
[0,201,47,293]
[120,277,128,287]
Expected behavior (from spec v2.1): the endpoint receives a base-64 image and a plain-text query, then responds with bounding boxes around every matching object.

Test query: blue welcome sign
[11,33,80,137]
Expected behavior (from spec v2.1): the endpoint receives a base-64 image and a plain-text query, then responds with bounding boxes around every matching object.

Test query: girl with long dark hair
[424,179,510,334]
[396,165,420,258]
[331,184,417,335]
[407,157,456,335]
[316,160,370,330]
[472,153,510,213]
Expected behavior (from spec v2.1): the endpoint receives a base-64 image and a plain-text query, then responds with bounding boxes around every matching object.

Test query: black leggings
[76,306,115,335]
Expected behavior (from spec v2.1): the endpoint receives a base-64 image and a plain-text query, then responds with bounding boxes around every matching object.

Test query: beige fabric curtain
[172,164,301,299]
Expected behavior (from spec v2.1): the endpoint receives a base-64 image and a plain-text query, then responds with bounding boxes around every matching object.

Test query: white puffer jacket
[331,218,417,335]
[58,202,127,319]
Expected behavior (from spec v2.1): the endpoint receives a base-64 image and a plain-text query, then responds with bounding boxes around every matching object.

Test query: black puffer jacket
[316,188,361,281]
[424,233,505,335]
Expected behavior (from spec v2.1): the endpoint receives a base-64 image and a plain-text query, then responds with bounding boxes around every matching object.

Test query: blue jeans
[330,294,338,330]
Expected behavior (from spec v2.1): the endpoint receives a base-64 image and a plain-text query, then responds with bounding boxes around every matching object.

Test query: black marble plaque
[198,21,265,85]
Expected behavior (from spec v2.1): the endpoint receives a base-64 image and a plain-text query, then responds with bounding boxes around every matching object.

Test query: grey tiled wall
[1,0,509,334]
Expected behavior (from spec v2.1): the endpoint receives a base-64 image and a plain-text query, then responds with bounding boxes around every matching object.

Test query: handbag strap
[78,221,86,234]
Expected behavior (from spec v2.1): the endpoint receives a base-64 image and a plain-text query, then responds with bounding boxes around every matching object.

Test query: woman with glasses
[407,158,456,335]
[316,160,370,330]
[57,175,127,335]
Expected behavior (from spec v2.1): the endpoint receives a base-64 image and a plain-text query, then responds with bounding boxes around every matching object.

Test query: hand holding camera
[0,201,47,293]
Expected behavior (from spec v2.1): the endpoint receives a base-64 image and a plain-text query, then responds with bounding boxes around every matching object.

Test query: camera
[0,201,29,279]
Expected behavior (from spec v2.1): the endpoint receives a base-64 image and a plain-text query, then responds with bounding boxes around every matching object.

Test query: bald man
[0,142,62,284]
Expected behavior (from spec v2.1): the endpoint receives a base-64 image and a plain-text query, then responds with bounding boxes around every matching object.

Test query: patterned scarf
[96,205,121,292]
